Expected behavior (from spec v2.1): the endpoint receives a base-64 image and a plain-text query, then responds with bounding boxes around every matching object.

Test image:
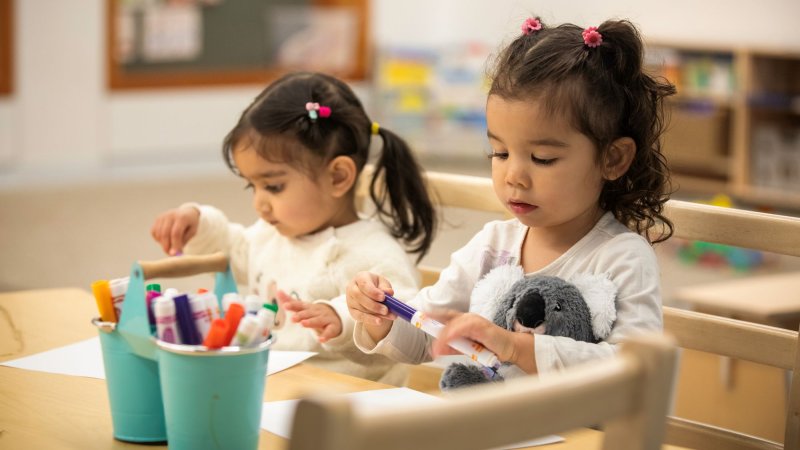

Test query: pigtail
[370,127,437,261]
[591,20,677,243]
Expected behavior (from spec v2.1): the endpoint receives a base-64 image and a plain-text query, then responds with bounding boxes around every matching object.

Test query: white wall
[0,0,797,187]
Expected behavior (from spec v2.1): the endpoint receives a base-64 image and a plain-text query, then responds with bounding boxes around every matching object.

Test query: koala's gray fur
[440,275,595,391]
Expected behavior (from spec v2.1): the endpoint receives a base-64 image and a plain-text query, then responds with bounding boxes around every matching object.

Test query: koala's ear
[469,264,524,320]
[569,273,618,340]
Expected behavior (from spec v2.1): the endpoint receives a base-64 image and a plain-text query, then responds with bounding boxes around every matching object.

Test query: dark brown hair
[223,72,436,259]
[489,18,675,243]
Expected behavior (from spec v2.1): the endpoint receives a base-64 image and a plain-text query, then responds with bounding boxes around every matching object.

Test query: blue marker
[382,294,501,372]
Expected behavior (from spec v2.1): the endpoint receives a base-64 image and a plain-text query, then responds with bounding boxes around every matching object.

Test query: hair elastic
[521,17,542,35]
[371,122,380,135]
[305,102,331,120]
[582,26,603,48]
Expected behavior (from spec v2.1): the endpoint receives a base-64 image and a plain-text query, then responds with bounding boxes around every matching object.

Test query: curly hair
[489,18,675,243]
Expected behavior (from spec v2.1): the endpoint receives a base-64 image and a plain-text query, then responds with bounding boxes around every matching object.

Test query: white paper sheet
[1,337,106,379]
[0,337,315,379]
[261,387,563,448]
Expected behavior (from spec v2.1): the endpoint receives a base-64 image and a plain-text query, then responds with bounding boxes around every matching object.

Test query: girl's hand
[150,205,200,256]
[276,291,342,343]
[427,310,537,374]
[345,272,397,341]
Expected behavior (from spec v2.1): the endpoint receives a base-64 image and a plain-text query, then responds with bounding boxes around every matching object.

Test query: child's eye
[488,151,508,160]
[243,182,254,191]
[264,184,284,194]
[532,155,556,166]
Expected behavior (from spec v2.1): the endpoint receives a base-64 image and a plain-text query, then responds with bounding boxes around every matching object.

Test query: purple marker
[173,294,201,345]
[383,294,501,370]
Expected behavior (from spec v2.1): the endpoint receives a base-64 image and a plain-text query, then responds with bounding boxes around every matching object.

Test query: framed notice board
[106,0,369,90]
[0,0,12,95]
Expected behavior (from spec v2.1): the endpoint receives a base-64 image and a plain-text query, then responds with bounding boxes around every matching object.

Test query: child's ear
[603,137,636,181]
[326,155,357,198]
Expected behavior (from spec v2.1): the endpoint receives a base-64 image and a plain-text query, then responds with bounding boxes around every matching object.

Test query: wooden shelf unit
[646,42,800,211]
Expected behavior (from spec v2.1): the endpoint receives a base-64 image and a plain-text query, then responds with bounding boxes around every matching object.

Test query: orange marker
[202,319,229,349]
[91,280,117,323]
[222,303,245,346]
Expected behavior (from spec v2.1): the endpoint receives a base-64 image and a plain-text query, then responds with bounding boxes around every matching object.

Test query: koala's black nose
[516,291,546,329]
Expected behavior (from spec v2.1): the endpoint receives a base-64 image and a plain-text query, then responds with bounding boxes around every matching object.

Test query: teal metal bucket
[156,339,272,450]
[94,320,167,443]
[94,256,240,444]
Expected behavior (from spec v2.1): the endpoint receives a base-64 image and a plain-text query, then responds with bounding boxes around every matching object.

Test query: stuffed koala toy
[439,265,617,390]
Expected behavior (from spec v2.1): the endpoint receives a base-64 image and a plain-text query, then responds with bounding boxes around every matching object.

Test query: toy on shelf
[673,195,770,271]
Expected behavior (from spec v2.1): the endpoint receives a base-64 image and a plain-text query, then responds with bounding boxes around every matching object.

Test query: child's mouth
[508,201,537,214]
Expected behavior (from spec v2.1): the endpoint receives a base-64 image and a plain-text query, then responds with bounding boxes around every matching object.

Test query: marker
[145,290,160,332]
[383,294,501,370]
[91,280,116,323]
[189,294,212,340]
[203,319,229,349]
[255,307,275,342]
[221,293,241,315]
[174,294,201,345]
[232,315,260,346]
[153,296,179,344]
[222,303,245,346]
[109,277,129,321]
[244,295,262,315]
[198,291,220,321]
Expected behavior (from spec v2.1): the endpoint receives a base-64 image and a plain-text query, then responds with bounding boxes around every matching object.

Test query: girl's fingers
[158,218,173,254]
[300,316,329,329]
[292,308,315,322]
[317,323,340,342]
[276,290,306,312]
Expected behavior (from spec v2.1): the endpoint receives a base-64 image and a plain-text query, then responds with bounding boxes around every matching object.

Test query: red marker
[222,303,245,346]
[203,319,229,349]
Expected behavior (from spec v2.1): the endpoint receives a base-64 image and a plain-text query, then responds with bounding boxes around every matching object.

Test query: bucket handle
[139,252,229,280]
[118,252,237,360]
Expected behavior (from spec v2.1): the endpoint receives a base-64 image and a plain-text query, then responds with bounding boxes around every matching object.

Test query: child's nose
[253,191,271,214]
[505,159,530,188]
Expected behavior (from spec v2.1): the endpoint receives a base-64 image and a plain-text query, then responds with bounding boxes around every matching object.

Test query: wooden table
[671,272,799,441]
[673,271,800,329]
[0,289,678,449]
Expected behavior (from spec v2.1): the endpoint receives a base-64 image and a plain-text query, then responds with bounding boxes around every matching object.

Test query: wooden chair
[657,201,800,449]
[662,307,800,450]
[288,334,678,450]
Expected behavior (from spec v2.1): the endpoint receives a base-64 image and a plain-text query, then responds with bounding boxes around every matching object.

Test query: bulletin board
[0,0,12,95]
[106,0,369,90]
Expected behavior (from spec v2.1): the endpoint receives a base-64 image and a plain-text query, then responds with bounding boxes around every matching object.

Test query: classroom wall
[0,0,797,187]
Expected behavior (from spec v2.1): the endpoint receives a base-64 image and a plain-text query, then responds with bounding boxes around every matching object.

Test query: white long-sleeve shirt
[184,204,420,384]
[354,212,663,375]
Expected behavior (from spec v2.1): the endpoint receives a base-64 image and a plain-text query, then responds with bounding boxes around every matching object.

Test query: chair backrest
[355,168,503,287]
[660,201,800,450]
[662,307,800,450]
[288,334,678,450]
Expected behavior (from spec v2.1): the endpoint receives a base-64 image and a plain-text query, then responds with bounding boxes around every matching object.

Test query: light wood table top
[673,271,800,327]
[0,289,682,449]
